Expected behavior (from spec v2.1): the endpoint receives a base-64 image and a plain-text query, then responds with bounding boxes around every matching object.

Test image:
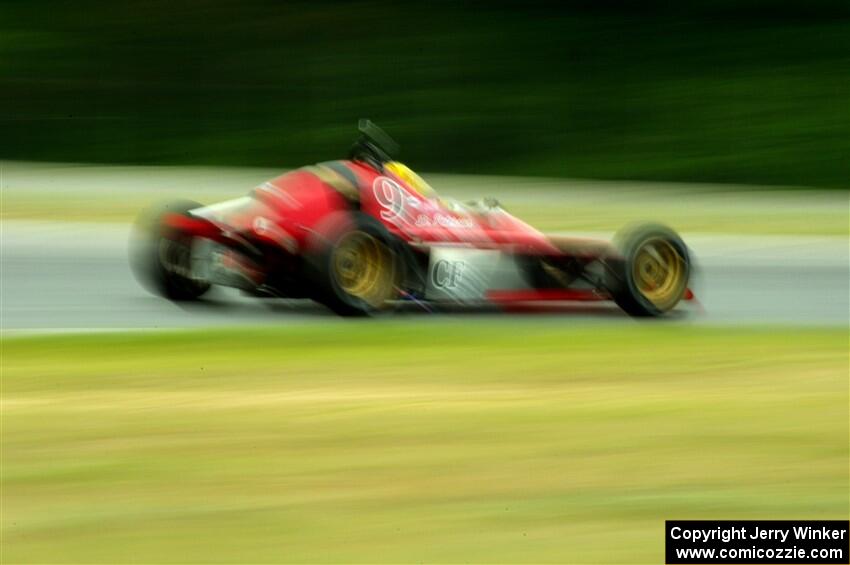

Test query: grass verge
[2,324,848,563]
[2,164,848,235]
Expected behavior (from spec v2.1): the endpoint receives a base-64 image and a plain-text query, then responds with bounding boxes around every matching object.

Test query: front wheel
[605,223,690,317]
[129,200,211,301]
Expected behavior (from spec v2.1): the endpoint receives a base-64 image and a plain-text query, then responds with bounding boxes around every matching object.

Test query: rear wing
[350,119,400,168]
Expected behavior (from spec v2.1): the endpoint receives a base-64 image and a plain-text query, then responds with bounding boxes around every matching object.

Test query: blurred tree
[1,0,848,188]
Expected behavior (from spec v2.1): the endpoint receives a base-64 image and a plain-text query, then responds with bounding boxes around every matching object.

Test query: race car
[130,120,693,317]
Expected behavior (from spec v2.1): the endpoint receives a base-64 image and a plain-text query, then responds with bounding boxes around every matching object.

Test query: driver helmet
[385,162,436,198]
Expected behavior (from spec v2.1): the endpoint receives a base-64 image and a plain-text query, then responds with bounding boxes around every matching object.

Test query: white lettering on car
[432,260,466,289]
[372,177,473,230]
[372,177,413,226]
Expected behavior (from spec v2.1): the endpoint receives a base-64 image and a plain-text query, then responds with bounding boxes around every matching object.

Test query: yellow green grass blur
[3,163,848,236]
[2,324,847,563]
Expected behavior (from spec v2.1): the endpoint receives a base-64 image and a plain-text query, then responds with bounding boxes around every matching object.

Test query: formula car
[130,120,693,317]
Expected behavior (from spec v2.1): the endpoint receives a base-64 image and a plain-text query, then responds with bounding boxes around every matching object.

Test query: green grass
[3,191,846,237]
[2,324,848,563]
[3,164,848,236]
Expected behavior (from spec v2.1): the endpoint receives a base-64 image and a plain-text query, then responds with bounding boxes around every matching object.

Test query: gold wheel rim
[332,231,395,308]
[632,238,686,311]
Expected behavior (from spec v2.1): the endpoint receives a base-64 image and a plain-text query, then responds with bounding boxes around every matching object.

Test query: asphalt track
[2,221,847,331]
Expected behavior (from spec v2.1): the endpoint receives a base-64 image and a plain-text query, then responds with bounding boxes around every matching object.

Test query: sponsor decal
[432,259,466,289]
[414,214,473,228]
[372,177,473,230]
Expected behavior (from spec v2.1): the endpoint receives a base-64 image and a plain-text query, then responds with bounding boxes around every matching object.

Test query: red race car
[131,121,693,317]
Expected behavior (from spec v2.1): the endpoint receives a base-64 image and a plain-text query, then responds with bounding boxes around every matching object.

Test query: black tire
[305,213,402,316]
[129,200,211,301]
[605,223,690,317]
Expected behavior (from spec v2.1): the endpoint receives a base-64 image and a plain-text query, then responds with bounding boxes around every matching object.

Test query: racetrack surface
[2,221,847,330]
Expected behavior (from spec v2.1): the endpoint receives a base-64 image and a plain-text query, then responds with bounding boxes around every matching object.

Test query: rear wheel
[606,223,689,317]
[129,200,211,301]
[308,214,401,316]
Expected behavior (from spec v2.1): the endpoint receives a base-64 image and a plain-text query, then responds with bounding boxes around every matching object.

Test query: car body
[131,121,694,317]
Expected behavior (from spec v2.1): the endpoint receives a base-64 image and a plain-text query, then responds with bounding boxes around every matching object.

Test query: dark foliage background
[2,0,848,187]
